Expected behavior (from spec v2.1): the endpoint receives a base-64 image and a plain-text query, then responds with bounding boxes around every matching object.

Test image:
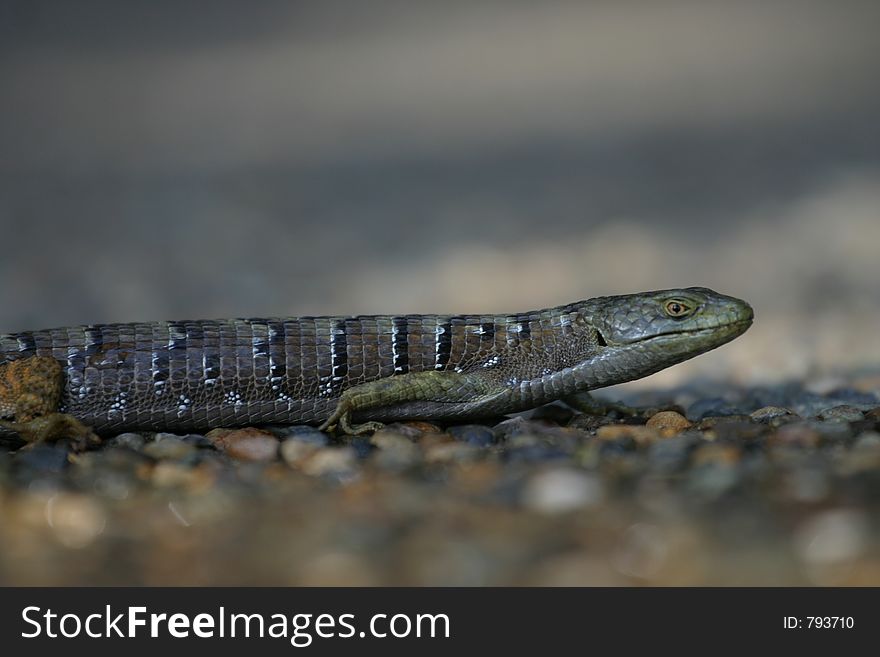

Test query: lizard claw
[318,403,384,435]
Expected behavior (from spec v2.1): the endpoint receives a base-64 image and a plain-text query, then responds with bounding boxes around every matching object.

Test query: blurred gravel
[1,372,878,586]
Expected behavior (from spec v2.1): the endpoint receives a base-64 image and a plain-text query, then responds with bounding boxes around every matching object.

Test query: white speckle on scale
[391,321,401,370]
[434,323,446,370]
[109,391,128,413]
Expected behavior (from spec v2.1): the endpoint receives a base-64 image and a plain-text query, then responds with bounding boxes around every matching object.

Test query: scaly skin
[0,287,752,441]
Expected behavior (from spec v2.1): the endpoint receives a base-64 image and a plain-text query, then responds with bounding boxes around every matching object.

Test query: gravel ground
[1,373,878,586]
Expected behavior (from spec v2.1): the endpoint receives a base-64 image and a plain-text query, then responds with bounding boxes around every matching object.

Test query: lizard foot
[318,370,497,435]
[0,412,101,451]
[318,403,385,436]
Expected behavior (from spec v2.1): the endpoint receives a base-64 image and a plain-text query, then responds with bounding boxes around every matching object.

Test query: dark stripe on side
[203,350,221,380]
[267,319,287,379]
[516,315,532,342]
[331,319,348,381]
[435,319,453,369]
[185,321,205,345]
[392,316,409,374]
[152,350,170,382]
[16,332,37,355]
[479,322,495,342]
[251,322,271,361]
[166,321,188,350]
[267,319,287,346]
[83,326,104,356]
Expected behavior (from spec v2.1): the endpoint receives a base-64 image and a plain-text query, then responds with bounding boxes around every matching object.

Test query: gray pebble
[110,433,146,449]
[505,445,571,463]
[687,398,744,421]
[280,437,322,466]
[567,414,614,432]
[852,431,880,450]
[806,419,853,442]
[301,447,358,479]
[528,403,576,425]
[13,443,69,474]
[447,425,497,447]
[817,405,865,422]
[750,406,798,423]
[266,425,330,445]
[522,468,603,513]
[181,434,214,448]
[370,432,421,470]
[648,435,700,472]
[143,435,196,460]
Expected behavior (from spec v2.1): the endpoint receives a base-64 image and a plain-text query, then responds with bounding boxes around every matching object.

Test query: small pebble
[596,424,660,445]
[750,406,798,423]
[446,425,497,447]
[794,510,868,571]
[529,403,575,425]
[13,443,69,474]
[808,419,854,442]
[181,434,215,448]
[143,435,196,460]
[45,493,106,548]
[110,433,146,449]
[151,462,201,488]
[492,416,546,440]
[375,422,441,439]
[505,445,571,462]
[424,442,481,463]
[691,444,741,467]
[401,421,444,435]
[770,422,821,448]
[265,425,330,444]
[280,438,322,467]
[818,405,865,422]
[567,414,615,432]
[370,431,421,469]
[648,435,699,472]
[522,468,603,513]
[206,428,279,462]
[696,415,754,429]
[687,398,744,421]
[301,447,357,478]
[646,411,692,437]
[698,419,765,442]
[341,436,375,459]
[853,431,880,450]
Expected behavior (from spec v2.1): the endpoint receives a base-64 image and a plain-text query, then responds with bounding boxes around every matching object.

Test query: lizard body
[0,287,752,438]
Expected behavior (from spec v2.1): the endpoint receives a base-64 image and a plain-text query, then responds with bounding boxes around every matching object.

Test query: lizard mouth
[618,318,754,346]
[649,318,753,341]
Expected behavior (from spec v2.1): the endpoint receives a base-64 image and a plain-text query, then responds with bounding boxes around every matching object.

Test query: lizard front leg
[0,356,100,449]
[319,370,499,435]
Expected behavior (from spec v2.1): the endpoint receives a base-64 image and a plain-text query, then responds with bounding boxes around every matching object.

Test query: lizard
[0,287,752,444]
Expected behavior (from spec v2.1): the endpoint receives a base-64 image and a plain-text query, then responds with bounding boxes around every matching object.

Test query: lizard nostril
[595,330,608,347]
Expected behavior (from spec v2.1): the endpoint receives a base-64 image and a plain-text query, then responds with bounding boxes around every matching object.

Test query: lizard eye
[664,299,693,318]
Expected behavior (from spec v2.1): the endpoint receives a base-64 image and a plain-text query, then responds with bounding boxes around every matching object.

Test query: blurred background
[2,0,879,388]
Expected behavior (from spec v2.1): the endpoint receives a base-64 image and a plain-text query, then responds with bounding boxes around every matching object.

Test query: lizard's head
[577,287,753,387]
